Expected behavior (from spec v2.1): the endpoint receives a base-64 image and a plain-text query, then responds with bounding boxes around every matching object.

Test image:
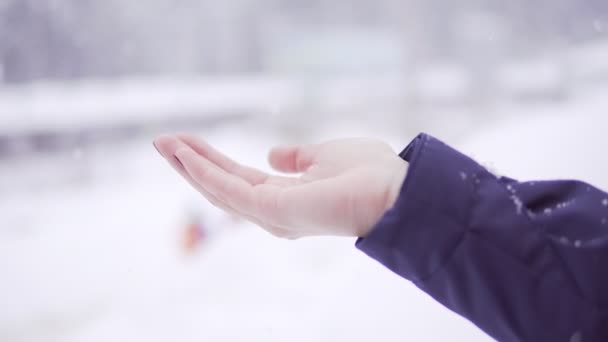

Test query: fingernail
[174,155,184,169]
[153,141,161,154]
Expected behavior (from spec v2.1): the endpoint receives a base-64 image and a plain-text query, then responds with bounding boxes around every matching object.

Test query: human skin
[154,134,408,239]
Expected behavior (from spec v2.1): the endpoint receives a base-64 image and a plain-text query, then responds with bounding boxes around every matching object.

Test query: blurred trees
[0,0,606,84]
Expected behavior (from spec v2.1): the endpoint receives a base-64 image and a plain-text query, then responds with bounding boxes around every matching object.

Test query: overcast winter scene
[1,1,608,341]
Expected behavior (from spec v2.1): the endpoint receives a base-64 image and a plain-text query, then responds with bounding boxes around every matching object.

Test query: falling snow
[510,195,524,215]
[481,162,502,180]
[570,331,583,342]
[72,148,83,160]
[460,172,468,181]
[270,103,283,117]
[593,19,605,33]
[2,23,608,342]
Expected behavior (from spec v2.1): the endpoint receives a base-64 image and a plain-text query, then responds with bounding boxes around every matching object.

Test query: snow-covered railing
[0,77,298,135]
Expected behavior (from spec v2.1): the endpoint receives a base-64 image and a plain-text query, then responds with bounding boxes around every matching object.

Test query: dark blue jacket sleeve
[356,133,608,342]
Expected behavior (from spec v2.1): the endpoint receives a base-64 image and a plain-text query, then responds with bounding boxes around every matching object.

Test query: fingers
[176,134,270,185]
[156,135,291,217]
[155,136,298,239]
[268,144,317,173]
[154,135,239,215]
[175,147,257,213]
[175,147,296,233]
[176,145,294,220]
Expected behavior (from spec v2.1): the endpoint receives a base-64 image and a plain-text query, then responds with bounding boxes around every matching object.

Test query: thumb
[268,144,317,173]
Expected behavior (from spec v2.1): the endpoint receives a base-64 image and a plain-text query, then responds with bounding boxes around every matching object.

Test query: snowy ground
[1,81,607,342]
[0,122,488,342]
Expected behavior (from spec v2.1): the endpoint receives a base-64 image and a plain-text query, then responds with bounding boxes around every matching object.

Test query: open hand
[154,134,407,239]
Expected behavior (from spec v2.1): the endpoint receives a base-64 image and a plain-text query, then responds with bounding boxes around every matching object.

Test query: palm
[154,134,407,238]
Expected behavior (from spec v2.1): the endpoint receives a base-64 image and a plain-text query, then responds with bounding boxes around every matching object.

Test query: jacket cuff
[356,133,488,282]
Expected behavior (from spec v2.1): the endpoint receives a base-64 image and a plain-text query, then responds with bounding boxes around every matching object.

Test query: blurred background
[1,1,608,341]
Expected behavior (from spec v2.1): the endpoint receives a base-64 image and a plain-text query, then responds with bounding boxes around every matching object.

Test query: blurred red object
[182,219,206,254]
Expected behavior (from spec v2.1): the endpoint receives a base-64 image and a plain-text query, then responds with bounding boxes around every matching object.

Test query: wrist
[357,159,408,238]
[386,159,408,211]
